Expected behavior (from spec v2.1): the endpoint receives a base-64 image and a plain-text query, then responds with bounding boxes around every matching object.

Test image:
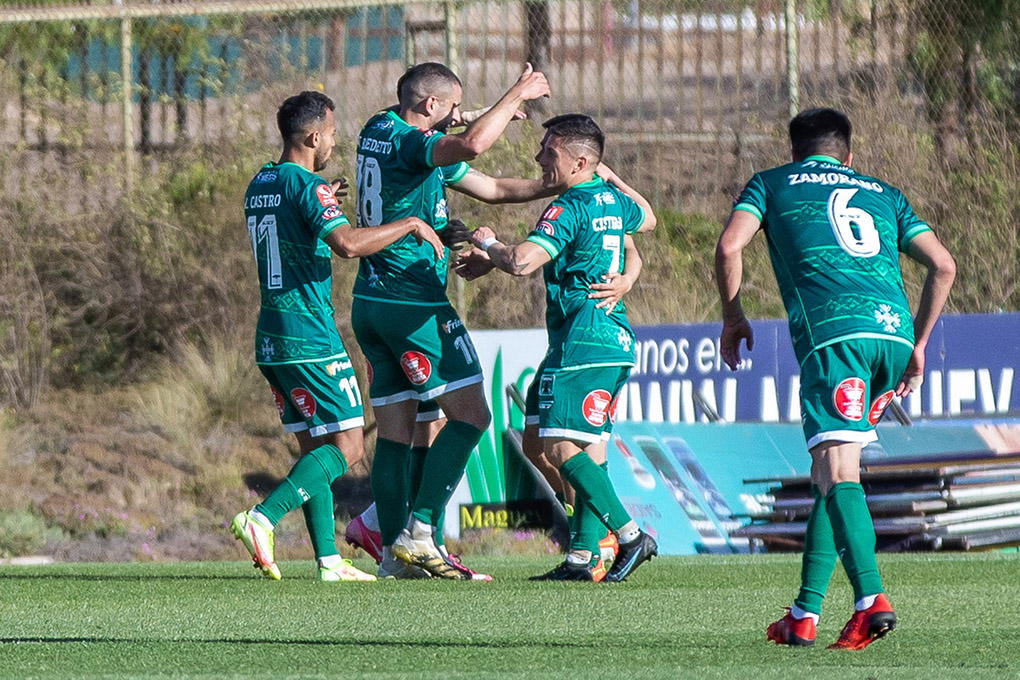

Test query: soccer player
[461,113,659,583]
[230,90,444,582]
[351,62,552,579]
[715,108,955,648]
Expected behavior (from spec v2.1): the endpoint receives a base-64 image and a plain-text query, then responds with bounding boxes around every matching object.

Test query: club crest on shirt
[400,351,432,385]
[582,389,613,426]
[867,390,895,425]
[832,377,866,421]
[260,337,275,362]
[290,388,317,419]
[316,183,338,208]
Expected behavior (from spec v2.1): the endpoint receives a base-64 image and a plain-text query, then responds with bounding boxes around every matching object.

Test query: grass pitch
[0,553,1017,679]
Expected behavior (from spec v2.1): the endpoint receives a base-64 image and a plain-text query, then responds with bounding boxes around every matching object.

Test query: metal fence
[0,0,1008,211]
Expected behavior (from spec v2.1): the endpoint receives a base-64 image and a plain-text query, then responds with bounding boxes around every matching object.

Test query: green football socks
[558,453,632,533]
[568,462,610,556]
[301,491,338,560]
[794,485,838,615]
[411,420,484,526]
[827,482,884,602]
[371,438,411,546]
[257,443,348,526]
[408,445,445,548]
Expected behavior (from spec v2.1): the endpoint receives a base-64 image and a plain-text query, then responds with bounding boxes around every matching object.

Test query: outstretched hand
[407,218,445,261]
[588,271,634,314]
[720,316,754,371]
[454,248,496,281]
[441,219,471,251]
[329,177,350,201]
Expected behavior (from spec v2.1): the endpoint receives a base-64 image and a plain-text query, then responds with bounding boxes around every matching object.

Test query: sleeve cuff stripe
[527,234,559,258]
[734,204,762,220]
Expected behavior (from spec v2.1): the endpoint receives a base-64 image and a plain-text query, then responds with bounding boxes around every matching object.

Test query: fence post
[120,15,135,192]
[784,0,799,118]
[444,1,458,74]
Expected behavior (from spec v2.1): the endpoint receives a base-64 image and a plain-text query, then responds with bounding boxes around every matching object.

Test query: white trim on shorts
[284,416,366,437]
[806,428,878,450]
[369,389,420,407]
[419,374,484,401]
[538,427,604,445]
[416,408,444,422]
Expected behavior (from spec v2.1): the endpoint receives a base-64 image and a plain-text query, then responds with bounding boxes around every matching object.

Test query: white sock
[318,555,342,569]
[789,605,819,623]
[856,594,879,611]
[409,518,433,540]
[360,503,380,532]
[566,550,592,566]
[249,508,274,530]
[616,521,640,544]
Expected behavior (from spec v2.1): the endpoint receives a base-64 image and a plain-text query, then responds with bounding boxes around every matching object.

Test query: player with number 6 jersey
[716,108,955,650]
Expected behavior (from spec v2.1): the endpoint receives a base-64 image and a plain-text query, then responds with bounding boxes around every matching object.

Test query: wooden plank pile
[733,454,1020,552]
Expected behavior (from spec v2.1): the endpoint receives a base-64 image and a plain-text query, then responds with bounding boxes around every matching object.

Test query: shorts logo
[538,374,555,398]
[832,378,866,421]
[270,387,286,417]
[534,221,554,236]
[867,390,895,425]
[582,389,613,427]
[290,388,317,419]
[400,351,432,386]
[365,360,373,385]
[441,318,463,334]
[315,183,338,208]
[542,206,563,221]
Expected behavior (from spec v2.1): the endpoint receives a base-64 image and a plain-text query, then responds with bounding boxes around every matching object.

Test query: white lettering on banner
[788,375,802,422]
[695,338,718,373]
[761,376,779,422]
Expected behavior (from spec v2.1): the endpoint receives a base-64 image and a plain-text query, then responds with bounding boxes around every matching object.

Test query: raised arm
[596,162,657,232]
[467,226,551,276]
[325,217,443,260]
[449,167,558,204]
[715,209,761,370]
[429,64,550,167]
[896,230,956,396]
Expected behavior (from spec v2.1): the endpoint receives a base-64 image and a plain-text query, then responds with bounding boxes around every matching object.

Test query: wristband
[479,237,499,252]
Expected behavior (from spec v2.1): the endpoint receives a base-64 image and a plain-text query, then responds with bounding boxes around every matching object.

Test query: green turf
[0,553,1017,679]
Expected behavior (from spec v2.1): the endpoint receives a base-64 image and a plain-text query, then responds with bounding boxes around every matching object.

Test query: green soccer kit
[244,161,364,435]
[526,176,645,443]
[734,155,930,446]
[351,109,480,404]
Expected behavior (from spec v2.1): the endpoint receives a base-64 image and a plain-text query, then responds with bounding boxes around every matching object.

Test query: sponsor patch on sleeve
[315,183,338,208]
[320,205,342,221]
[534,221,555,236]
[541,206,564,221]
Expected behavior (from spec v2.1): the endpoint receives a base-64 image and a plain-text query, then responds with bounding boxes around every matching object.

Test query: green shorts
[351,298,483,406]
[258,358,365,438]
[536,364,629,445]
[800,338,911,449]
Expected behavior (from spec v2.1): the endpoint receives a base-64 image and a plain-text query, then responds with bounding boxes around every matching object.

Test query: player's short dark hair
[789,108,852,161]
[542,113,605,162]
[397,63,462,108]
[277,91,335,143]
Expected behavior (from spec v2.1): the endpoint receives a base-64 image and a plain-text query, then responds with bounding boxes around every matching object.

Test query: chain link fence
[2,0,1013,206]
[1,0,1018,405]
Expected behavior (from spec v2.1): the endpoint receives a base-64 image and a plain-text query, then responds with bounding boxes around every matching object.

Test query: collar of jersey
[384,109,409,127]
[803,154,844,165]
[569,177,603,190]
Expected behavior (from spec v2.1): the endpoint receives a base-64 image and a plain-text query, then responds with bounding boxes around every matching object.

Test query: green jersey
[352,110,468,305]
[244,162,349,365]
[734,155,932,364]
[527,177,645,369]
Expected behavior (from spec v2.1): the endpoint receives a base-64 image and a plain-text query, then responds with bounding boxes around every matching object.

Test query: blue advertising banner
[621,313,1020,424]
